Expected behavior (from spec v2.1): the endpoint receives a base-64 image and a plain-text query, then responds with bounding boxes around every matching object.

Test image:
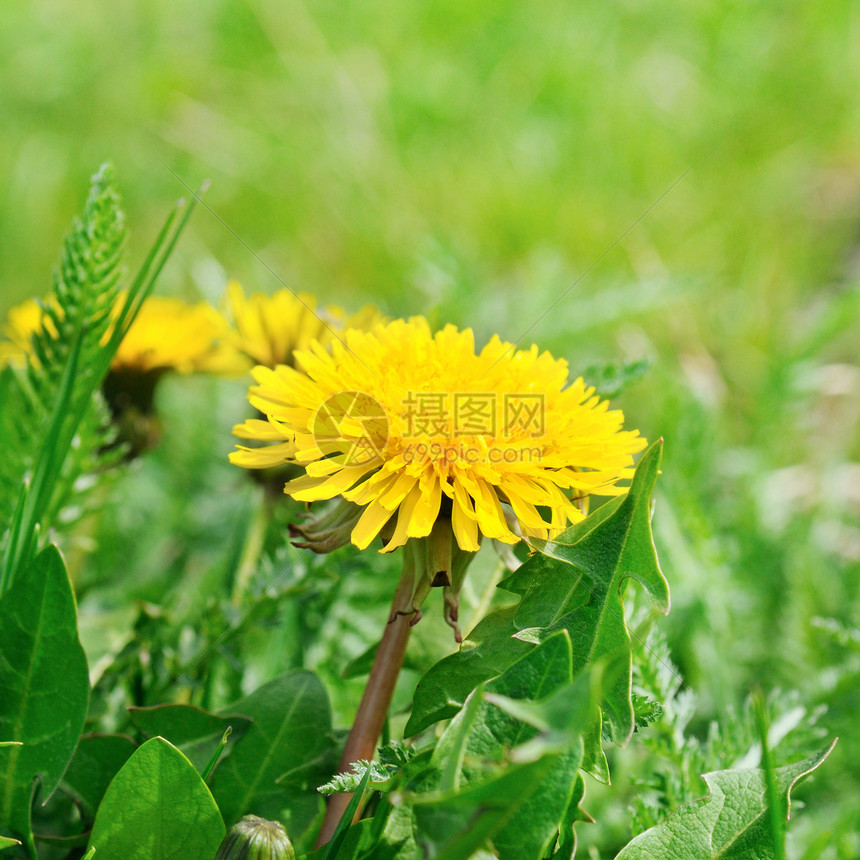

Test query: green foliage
[320,768,372,860]
[127,703,252,773]
[406,441,669,746]
[86,737,225,860]
[209,672,334,848]
[59,734,136,823]
[0,165,849,857]
[317,761,397,797]
[628,627,829,837]
[615,743,836,859]
[0,546,89,857]
[0,165,124,590]
[0,164,197,594]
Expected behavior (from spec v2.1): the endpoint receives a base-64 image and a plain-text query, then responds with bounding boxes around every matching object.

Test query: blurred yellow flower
[225,281,384,369]
[110,295,240,375]
[231,317,646,553]
[1,293,244,455]
[0,294,240,375]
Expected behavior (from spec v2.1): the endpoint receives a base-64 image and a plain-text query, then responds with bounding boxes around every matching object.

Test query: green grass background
[2,0,859,855]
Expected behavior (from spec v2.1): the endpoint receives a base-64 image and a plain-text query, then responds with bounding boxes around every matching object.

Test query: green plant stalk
[315,555,419,847]
[202,727,232,783]
[753,690,785,860]
[231,489,270,606]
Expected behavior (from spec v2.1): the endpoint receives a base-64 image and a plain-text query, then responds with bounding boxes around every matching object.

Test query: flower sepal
[387,519,478,642]
[289,498,363,554]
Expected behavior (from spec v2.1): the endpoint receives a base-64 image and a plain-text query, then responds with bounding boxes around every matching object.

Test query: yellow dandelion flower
[110,295,241,375]
[225,280,385,369]
[231,317,646,553]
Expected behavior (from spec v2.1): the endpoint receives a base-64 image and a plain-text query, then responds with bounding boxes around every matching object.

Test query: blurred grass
[2,0,860,855]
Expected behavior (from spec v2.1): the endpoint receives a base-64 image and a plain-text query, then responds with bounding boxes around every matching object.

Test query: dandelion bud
[214,815,295,860]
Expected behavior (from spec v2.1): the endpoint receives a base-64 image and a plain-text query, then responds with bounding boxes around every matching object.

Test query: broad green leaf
[484,659,606,762]
[87,737,224,860]
[406,441,668,744]
[127,703,252,772]
[470,636,596,860]
[0,546,89,858]
[59,734,137,822]
[210,672,332,847]
[614,742,836,859]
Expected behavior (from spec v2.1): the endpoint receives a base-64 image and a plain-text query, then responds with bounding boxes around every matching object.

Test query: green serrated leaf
[127,703,252,773]
[0,546,89,858]
[59,734,137,822]
[406,442,668,744]
[526,440,669,742]
[551,771,593,859]
[491,749,581,860]
[87,737,225,860]
[614,742,836,859]
[210,672,332,847]
[406,643,596,860]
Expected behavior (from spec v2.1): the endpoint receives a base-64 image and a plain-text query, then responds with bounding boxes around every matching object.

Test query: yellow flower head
[225,281,385,369]
[111,295,240,375]
[231,317,646,553]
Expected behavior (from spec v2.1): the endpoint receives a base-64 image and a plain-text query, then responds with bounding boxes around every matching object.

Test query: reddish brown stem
[315,609,413,846]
